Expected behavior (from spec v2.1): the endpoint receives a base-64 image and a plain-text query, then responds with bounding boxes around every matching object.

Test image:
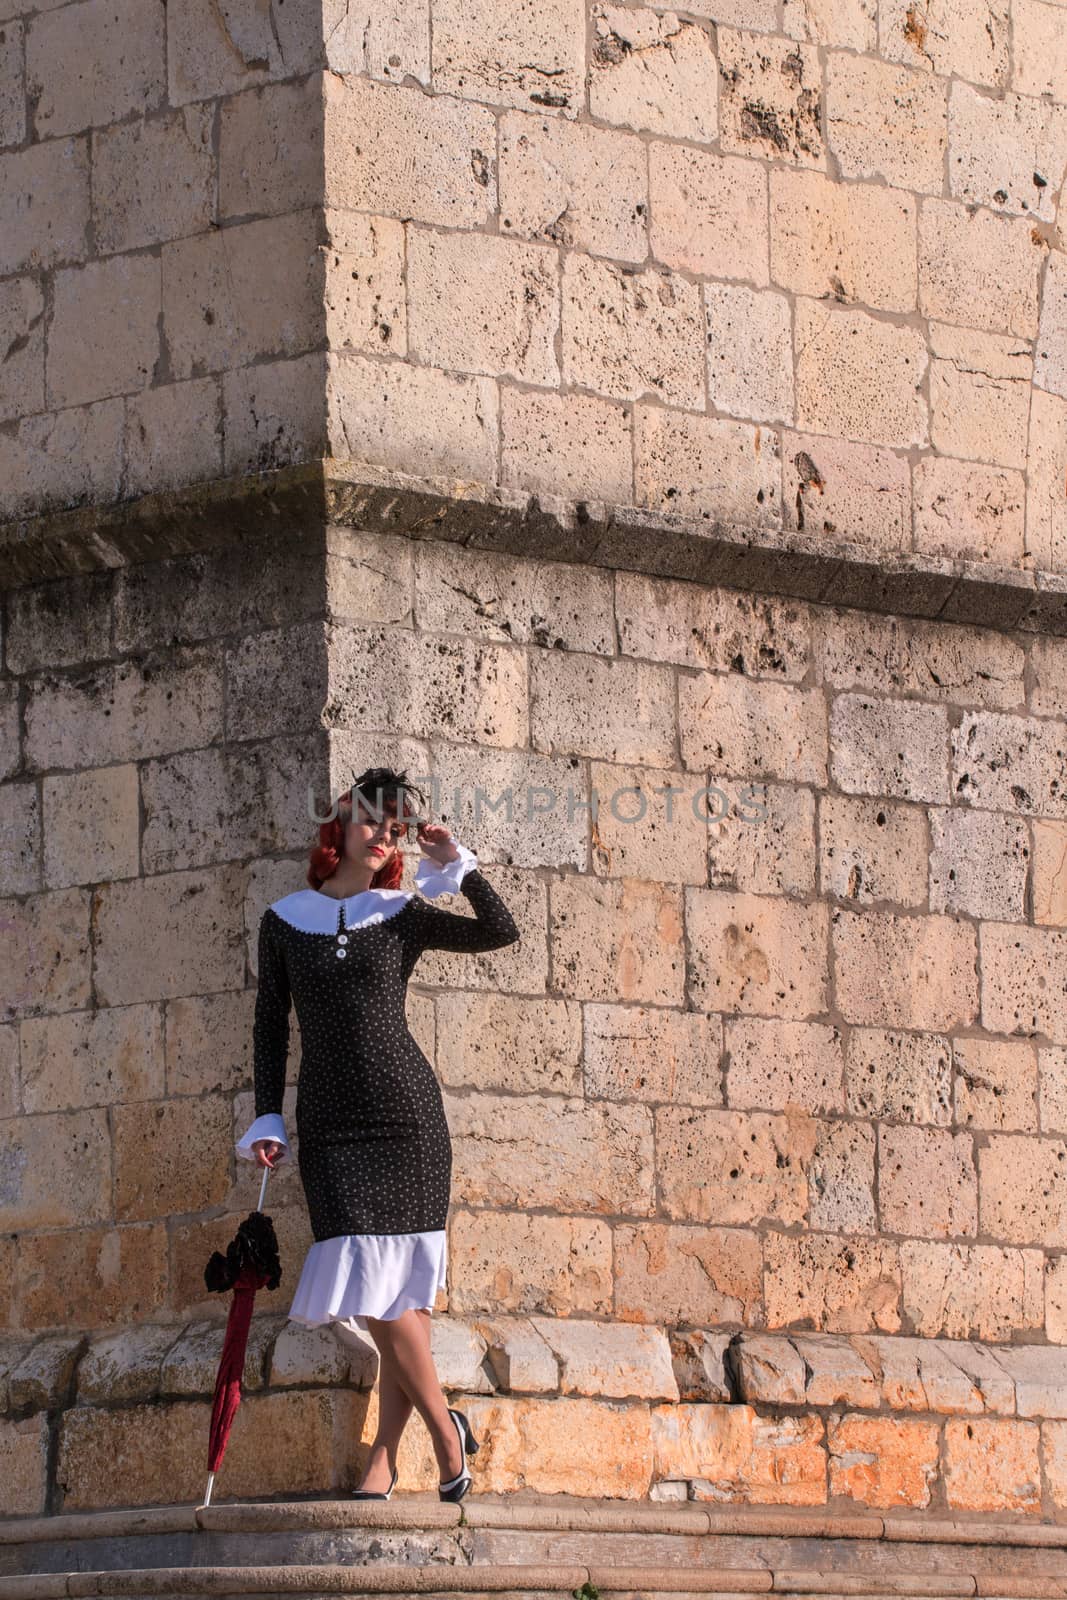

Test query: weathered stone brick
[0,18,23,147]
[0,275,43,423]
[928,806,1029,920]
[27,0,163,137]
[226,352,327,475]
[782,432,911,549]
[526,1316,678,1399]
[92,866,245,1007]
[407,227,559,386]
[432,0,584,116]
[165,990,253,1100]
[1013,0,1067,99]
[0,136,89,275]
[828,1413,939,1508]
[809,1118,877,1233]
[325,212,405,356]
[1034,822,1067,929]
[686,887,828,1019]
[0,778,36,896]
[833,907,978,1031]
[943,1417,1040,1514]
[1042,1420,1067,1508]
[954,709,1067,820]
[818,795,927,909]
[587,759,710,885]
[500,386,632,504]
[324,75,496,227]
[93,104,214,254]
[913,456,1026,566]
[1,887,90,1023]
[499,110,647,263]
[920,200,1044,337]
[0,398,124,522]
[0,1416,47,1517]
[327,352,498,483]
[679,672,826,782]
[1036,247,1067,402]
[734,1333,806,1402]
[126,377,222,497]
[845,1028,952,1125]
[829,693,950,804]
[724,1017,844,1114]
[562,253,705,407]
[635,406,781,528]
[717,30,824,169]
[949,81,1067,221]
[879,0,1010,87]
[979,1132,1067,1245]
[46,253,160,409]
[954,1036,1038,1132]
[220,76,322,221]
[1027,387,1067,572]
[982,925,1067,1042]
[531,649,675,765]
[548,873,684,1004]
[616,572,811,679]
[826,52,946,193]
[763,1231,902,1333]
[784,0,875,48]
[879,1125,978,1238]
[770,167,917,313]
[649,142,767,283]
[18,1223,168,1331]
[21,998,160,1113]
[438,991,581,1094]
[167,0,319,105]
[794,299,928,449]
[705,282,793,424]
[817,609,1024,709]
[657,1105,813,1226]
[590,7,717,143]
[614,1222,763,1325]
[0,1108,110,1229]
[651,1402,827,1505]
[448,1209,612,1317]
[708,776,817,898]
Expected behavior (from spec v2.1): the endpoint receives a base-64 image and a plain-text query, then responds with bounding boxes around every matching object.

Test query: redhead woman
[235,766,520,1500]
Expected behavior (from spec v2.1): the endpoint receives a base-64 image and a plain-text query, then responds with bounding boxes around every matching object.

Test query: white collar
[270,887,414,933]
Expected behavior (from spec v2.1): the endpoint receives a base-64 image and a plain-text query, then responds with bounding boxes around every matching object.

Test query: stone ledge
[0,458,1061,639]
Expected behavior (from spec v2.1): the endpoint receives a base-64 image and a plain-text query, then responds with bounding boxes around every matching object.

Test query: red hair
[307,771,422,891]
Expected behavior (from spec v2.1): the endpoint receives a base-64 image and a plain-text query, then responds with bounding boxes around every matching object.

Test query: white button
[336,948,347,959]
[338,934,348,945]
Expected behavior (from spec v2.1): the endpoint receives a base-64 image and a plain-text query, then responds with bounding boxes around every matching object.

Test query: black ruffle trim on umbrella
[203,1209,283,1293]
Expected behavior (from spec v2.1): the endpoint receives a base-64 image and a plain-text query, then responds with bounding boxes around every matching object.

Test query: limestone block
[785,0,875,45]
[815,608,1024,708]
[818,795,927,909]
[653,1401,827,1505]
[979,1131,1067,1245]
[531,649,675,766]
[18,1222,169,1331]
[1013,0,1067,99]
[792,1334,880,1407]
[431,0,584,117]
[943,1416,1041,1513]
[880,0,1010,87]
[0,1415,47,1516]
[900,1239,1044,1341]
[38,764,137,893]
[794,299,928,449]
[770,167,917,313]
[686,886,828,1019]
[447,1090,655,1215]
[327,352,498,482]
[0,888,91,1024]
[9,1332,84,1411]
[161,1314,285,1396]
[324,213,406,357]
[322,0,429,84]
[46,252,160,408]
[27,0,163,138]
[527,1315,679,1399]
[546,875,682,1006]
[717,30,823,169]
[669,1329,734,1402]
[0,1336,37,1411]
[0,397,125,523]
[707,775,816,897]
[635,406,781,528]
[705,282,793,424]
[679,672,826,782]
[1027,387,1067,572]
[879,1126,978,1239]
[500,386,632,504]
[93,104,214,254]
[225,351,327,475]
[562,252,705,406]
[1043,1048,1067,1139]
[447,1208,613,1317]
[844,1028,952,1125]
[324,74,496,227]
[995,1344,1067,1417]
[0,1028,15,1120]
[0,137,89,275]
[167,0,319,105]
[649,142,767,282]
[955,709,1067,821]
[499,109,648,262]
[92,866,244,1007]
[467,1315,559,1392]
[1036,248,1067,402]
[920,201,1044,337]
[953,1036,1038,1133]
[269,1322,353,1388]
[0,275,44,422]
[20,997,161,1113]
[407,227,559,386]
[616,572,811,680]
[763,1232,902,1334]
[724,1017,845,1115]
[77,1323,181,1405]
[585,998,718,1106]
[913,456,1026,567]
[57,1390,362,1508]
[782,431,910,550]
[0,17,23,147]
[849,1333,983,1413]
[437,992,582,1094]
[826,52,946,192]
[928,808,1029,921]
[220,77,322,220]
[657,1105,813,1228]
[0,778,36,895]
[809,1118,877,1234]
[834,908,978,1032]
[828,1413,939,1508]
[733,1332,806,1403]
[949,81,1067,221]
[1034,824,1067,930]
[113,1096,232,1222]
[162,212,322,380]
[615,1223,763,1325]
[1042,1420,1067,1508]
[126,377,222,497]
[590,7,717,143]
[830,692,950,804]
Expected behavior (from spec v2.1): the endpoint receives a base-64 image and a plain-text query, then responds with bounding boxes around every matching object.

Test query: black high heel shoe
[351,1463,398,1500]
[438,1407,478,1502]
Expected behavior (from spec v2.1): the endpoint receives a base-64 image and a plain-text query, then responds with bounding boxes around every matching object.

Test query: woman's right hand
[251,1138,285,1169]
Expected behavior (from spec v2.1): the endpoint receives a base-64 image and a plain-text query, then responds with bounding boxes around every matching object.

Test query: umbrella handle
[257,1162,270,1212]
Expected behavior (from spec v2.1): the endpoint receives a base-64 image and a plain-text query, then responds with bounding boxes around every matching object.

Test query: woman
[235,766,521,1501]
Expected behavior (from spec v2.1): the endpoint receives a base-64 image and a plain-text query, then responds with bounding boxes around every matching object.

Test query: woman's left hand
[416,820,461,866]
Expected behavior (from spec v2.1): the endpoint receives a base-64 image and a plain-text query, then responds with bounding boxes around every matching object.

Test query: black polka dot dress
[236,842,521,1331]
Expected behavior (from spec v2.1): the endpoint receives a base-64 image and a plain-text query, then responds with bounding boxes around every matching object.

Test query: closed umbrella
[200,1165,282,1507]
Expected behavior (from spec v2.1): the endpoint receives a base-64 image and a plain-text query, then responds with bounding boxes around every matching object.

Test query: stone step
[6,1500,1067,1591]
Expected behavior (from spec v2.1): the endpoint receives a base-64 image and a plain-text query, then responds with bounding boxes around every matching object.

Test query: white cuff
[414,839,478,898]
[236,1112,290,1163]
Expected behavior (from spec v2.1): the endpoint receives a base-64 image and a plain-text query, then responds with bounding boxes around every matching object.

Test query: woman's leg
[353,1340,413,1493]
[355,1307,465,1491]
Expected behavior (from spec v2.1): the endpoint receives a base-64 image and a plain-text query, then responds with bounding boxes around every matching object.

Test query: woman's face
[344,797,409,871]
